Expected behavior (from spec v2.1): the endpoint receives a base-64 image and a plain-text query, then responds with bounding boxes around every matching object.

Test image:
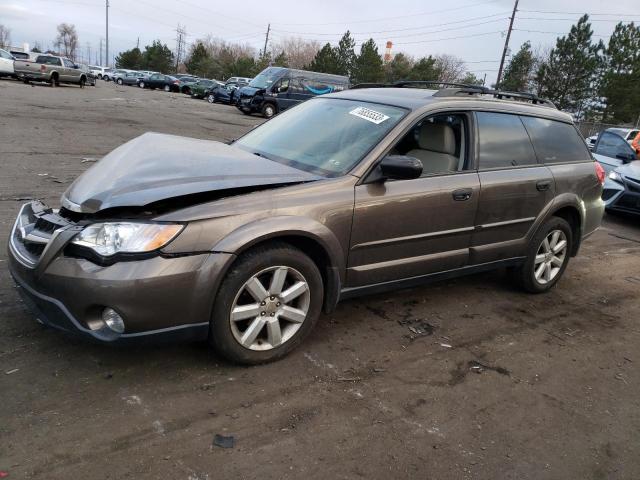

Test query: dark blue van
[237,67,350,118]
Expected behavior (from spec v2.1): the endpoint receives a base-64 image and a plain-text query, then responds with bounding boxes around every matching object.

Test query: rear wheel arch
[551,206,581,256]
[530,196,584,257]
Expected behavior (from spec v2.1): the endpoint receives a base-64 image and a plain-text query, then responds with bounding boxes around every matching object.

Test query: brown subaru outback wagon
[9,83,605,364]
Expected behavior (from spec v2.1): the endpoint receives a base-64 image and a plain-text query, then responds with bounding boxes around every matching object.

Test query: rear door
[61,58,75,81]
[470,111,555,264]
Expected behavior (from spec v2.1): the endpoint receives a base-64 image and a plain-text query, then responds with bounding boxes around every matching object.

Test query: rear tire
[164,84,170,92]
[138,81,145,88]
[50,75,58,87]
[79,77,85,88]
[207,94,215,103]
[514,217,573,293]
[117,78,123,85]
[209,242,324,365]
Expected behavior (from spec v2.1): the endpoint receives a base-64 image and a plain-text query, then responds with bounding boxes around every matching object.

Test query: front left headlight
[608,171,623,183]
[71,222,184,257]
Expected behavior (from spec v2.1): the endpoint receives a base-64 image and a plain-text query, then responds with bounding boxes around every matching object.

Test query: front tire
[164,84,170,92]
[79,77,86,88]
[515,217,572,293]
[117,78,123,85]
[209,243,324,365]
[261,103,276,118]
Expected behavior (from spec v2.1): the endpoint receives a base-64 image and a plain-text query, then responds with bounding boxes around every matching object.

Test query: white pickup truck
[14,54,88,87]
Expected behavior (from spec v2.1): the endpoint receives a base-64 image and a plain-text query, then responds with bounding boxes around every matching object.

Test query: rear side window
[37,56,62,66]
[594,132,636,160]
[476,112,537,169]
[521,116,590,163]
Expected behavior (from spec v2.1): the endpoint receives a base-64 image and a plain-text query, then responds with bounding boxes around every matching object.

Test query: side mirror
[378,155,423,181]
[616,152,636,163]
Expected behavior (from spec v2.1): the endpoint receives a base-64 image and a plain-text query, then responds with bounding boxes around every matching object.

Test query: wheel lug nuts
[261,312,265,316]
[270,312,275,316]
[270,296,275,300]
[260,301,266,306]
[276,302,281,307]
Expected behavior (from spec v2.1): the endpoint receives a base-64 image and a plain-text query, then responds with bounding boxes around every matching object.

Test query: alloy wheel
[229,266,310,351]
[534,229,567,285]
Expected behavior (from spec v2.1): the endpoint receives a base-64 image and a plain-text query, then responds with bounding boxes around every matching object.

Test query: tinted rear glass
[477,112,537,169]
[521,116,590,163]
[37,56,61,66]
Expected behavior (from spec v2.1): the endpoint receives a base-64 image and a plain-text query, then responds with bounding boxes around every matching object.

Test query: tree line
[500,15,640,124]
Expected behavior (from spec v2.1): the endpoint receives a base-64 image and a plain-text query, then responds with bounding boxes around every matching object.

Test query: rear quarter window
[476,112,537,169]
[36,56,61,66]
[521,116,591,163]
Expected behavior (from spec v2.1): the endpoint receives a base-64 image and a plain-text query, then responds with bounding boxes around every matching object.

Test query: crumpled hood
[62,132,319,213]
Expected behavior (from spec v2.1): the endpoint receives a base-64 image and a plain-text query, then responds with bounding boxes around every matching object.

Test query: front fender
[213,215,346,275]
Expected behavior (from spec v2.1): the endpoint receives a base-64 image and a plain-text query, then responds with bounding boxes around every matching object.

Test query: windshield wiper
[252,151,271,160]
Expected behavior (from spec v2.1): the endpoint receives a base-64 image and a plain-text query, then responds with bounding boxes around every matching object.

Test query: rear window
[521,116,591,163]
[476,112,537,169]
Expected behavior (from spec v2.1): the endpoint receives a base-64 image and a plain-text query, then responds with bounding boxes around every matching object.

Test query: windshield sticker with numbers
[349,106,390,124]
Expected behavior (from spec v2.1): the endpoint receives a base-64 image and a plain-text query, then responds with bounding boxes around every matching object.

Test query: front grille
[10,202,74,267]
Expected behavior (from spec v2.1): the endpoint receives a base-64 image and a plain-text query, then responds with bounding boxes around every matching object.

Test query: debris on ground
[5,369,19,375]
[213,434,235,449]
[439,343,452,349]
[81,157,99,163]
[469,360,510,376]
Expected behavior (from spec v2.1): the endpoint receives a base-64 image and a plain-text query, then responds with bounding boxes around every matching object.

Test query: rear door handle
[536,180,552,191]
[452,188,473,201]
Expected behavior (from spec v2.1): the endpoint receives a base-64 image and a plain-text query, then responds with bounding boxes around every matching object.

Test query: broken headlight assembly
[70,222,184,258]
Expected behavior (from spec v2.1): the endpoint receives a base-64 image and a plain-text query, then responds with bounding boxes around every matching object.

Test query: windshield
[235,98,407,177]
[248,67,284,89]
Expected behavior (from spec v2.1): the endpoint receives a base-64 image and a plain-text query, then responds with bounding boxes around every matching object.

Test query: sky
[1,0,638,84]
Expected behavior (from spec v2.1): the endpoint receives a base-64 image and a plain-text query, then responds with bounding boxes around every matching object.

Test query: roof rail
[350,80,556,108]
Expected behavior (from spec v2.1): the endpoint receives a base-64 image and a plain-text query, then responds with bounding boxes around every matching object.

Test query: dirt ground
[1,78,640,480]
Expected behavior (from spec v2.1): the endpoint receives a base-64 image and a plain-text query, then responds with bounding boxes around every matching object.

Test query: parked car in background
[0,48,15,77]
[118,71,142,86]
[76,64,97,86]
[227,76,252,84]
[101,68,114,81]
[137,70,157,80]
[189,79,220,99]
[138,73,180,92]
[14,54,88,87]
[89,65,108,79]
[179,76,201,94]
[8,84,604,364]
[111,69,134,83]
[208,82,245,104]
[593,130,640,214]
[237,67,349,118]
[587,127,639,151]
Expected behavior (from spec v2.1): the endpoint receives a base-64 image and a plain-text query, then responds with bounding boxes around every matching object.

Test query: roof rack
[350,80,556,108]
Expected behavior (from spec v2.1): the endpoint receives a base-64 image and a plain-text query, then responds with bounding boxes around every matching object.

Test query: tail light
[595,162,605,185]
[40,64,46,72]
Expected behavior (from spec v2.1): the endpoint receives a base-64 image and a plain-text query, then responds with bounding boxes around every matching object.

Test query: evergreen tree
[599,22,640,123]
[352,39,384,84]
[385,52,413,83]
[185,42,210,76]
[335,31,356,77]
[459,72,484,86]
[115,47,144,69]
[536,15,603,114]
[142,40,174,73]
[307,43,340,74]
[407,56,440,81]
[273,51,289,67]
[501,41,534,91]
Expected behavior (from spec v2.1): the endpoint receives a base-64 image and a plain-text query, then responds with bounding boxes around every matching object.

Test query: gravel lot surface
[1,78,640,480]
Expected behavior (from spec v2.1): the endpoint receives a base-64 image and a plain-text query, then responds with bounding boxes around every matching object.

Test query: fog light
[102,308,125,333]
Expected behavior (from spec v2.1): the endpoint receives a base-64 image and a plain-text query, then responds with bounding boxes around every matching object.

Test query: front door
[347,113,479,287]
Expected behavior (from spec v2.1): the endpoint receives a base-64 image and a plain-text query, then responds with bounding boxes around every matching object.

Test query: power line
[270,0,502,26]
[513,28,610,38]
[519,9,640,17]
[270,12,511,35]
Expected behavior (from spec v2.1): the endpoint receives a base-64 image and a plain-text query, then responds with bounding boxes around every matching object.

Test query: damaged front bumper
[8,201,235,343]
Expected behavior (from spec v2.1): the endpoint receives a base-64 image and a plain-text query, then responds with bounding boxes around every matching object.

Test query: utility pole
[105,0,109,67]
[136,37,140,49]
[496,0,518,88]
[175,24,186,72]
[99,38,102,65]
[262,23,270,57]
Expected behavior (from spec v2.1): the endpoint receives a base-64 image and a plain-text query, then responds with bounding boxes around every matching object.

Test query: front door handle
[452,188,473,201]
[536,180,552,192]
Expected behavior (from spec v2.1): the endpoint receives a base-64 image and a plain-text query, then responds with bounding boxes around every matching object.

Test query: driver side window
[389,113,468,177]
